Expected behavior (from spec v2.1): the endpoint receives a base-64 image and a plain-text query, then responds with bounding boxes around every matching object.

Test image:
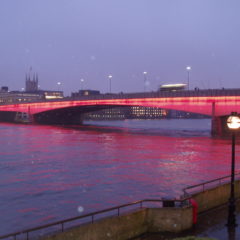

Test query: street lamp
[57,82,61,91]
[80,78,84,90]
[226,112,240,228]
[108,75,112,93]
[186,66,191,90]
[143,71,147,92]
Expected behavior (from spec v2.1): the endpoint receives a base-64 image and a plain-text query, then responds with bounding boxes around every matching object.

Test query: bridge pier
[211,116,224,136]
[211,116,240,136]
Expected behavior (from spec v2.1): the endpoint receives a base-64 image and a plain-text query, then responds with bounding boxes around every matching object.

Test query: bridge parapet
[1,88,240,105]
[68,88,240,101]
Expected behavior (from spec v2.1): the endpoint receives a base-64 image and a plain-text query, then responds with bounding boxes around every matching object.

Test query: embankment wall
[191,180,240,213]
[42,179,240,240]
[43,206,192,240]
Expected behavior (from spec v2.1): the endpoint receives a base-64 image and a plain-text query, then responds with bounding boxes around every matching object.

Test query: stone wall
[42,206,193,240]
[191,180,240,213]
[42,209,148,240]
[40,179,240,240]
[147,206,193,233]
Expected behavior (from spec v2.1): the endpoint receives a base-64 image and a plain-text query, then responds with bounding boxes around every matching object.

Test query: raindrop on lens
[77,206,84,213]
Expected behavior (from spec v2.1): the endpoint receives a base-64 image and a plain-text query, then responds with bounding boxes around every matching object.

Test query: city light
[80,78,84,90]
[226,112,240,229]
[227,114,240,129]
[108,75,113,93]
[186,66,191,90]
[143,71,147,92]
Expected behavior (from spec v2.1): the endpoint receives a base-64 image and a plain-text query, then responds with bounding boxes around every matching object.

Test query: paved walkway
[135,203,240,240]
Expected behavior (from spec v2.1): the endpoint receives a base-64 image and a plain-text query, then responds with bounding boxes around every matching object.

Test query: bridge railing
[2,88,240,106]
[55,88,240,101]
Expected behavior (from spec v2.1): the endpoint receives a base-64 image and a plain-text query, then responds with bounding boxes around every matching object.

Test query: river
[0,119,238,235]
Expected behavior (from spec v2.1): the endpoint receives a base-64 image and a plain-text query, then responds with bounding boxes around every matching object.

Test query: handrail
[1,174,238,239]
[182,172,240,196]
[0,198,189,240]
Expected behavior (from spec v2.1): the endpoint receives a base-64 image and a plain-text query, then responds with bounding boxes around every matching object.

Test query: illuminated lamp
[226,112,240,229]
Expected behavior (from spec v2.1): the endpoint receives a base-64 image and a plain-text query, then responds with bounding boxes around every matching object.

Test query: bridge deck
[67,88,240,102]
[1,88,240,118]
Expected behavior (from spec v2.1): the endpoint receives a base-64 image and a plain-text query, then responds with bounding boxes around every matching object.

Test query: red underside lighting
[0,96,240,116]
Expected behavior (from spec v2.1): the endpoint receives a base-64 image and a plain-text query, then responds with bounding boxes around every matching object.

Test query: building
[0,73,64,104]
[159,83,187,92]
[129,106,168,119]
[83,106,169,120]
[0,91,43,104]
[25,72,64,99]
[25,73,38,92]
[33,90,64,100]
[71,90,100,98]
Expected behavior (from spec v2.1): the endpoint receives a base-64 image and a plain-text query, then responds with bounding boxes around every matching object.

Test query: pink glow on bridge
[0,96,240,116]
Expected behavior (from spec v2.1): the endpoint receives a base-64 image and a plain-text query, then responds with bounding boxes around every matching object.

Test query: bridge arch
[1,93,240,134]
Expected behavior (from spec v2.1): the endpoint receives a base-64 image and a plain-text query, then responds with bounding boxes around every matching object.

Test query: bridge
[1,88,240,135]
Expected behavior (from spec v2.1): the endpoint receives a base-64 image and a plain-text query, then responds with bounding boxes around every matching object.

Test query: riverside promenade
[1,174,240,240]
[139,202,240,240]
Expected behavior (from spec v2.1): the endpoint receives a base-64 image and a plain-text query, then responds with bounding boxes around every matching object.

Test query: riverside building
[0,74,63,104]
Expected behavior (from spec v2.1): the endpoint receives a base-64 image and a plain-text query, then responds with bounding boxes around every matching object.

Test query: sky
[0,0,240,96]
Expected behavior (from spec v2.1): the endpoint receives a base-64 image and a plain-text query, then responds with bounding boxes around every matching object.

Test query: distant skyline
[0,0,240,96]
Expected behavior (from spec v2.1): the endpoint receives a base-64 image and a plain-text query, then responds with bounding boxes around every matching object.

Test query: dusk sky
[0,0,240,96]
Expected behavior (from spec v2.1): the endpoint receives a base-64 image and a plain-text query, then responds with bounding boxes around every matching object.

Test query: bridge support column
[211,116,240,136]
[211,116,223,136]
[211,102,222,136]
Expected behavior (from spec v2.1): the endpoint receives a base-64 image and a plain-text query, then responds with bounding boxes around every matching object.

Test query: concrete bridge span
[1,88,240,134]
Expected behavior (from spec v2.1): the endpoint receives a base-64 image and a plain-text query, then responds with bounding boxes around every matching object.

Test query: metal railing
[182,172,240,197]
[2,173,239,240]
[0,198,189,240]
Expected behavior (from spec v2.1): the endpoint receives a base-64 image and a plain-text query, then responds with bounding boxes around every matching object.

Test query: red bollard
[189,198,198,224]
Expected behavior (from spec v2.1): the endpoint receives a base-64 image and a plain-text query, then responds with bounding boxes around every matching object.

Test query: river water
[0,119,239,236]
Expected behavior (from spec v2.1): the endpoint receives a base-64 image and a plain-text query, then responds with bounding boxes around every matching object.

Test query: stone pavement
[134,203,240,240]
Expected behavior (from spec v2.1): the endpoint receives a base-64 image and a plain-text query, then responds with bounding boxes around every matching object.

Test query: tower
[25,71,38,92]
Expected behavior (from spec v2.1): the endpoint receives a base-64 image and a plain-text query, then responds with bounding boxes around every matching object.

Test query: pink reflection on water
[0,120,240,235]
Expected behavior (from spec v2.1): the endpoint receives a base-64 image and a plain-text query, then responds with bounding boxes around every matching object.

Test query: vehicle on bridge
[159,83,186,92]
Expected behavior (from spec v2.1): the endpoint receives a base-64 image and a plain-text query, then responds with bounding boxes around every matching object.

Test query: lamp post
[57,82,61,91]
[80,78,84,90]
[186,66,191,90]
[143,71,147,92]
[108,75,112,93]
[226,112,240,228]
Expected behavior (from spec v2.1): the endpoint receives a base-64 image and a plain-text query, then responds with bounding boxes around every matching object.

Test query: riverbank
[138,201,240,240]
[41,174,240,240]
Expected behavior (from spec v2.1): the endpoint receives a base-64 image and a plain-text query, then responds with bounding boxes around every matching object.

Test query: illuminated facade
[71,90,100,98]
[83,106,205,120]
[0,72,64,104]
[84,107,126,120]
[159,83,186,91]
[130,106,168,119]
[36,90,64,100]
[83,106,169,120]
[0,91,43,104]
[0,90,63,104]
[25,73,63,99]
